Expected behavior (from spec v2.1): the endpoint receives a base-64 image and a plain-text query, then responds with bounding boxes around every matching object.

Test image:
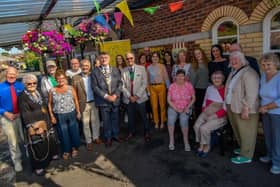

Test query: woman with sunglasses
[48,70,81,160]
[18,74,58,176]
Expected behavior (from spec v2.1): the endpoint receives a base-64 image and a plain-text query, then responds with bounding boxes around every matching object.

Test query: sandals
[62,153,70,160]
[72,149,78,158]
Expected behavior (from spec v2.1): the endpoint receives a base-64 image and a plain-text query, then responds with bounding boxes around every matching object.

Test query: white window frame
[263,7,280,53]
[212,17,239,45]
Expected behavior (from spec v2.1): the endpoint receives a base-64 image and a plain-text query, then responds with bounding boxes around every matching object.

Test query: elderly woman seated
[194,71,227,157]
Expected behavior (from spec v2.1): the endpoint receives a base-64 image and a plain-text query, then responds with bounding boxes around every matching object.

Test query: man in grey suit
[91,52,123,147]
[122,52,151,142]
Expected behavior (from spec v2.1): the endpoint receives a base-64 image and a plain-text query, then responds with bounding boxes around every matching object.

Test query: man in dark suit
[122,52,151,142]
[72,59,101,151]
[229,43,261,76]
[91,52,123,147]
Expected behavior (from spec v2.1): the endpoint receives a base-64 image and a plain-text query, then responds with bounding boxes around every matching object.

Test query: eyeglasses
[212,76,223,80]
[26,82,37,86]
[126,57,133,60]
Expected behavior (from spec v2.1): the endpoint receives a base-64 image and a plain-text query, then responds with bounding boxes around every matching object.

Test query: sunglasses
[27,82,37,86]
[126,57,133,60]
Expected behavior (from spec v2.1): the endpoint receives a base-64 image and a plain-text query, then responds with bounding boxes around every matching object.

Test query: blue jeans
[167,107,190,127]
[262,113,280,167]
[99,106,120,141]
[55,111,80,153]
[127,101,150,135]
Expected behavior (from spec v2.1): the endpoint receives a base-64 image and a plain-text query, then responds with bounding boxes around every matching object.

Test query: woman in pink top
[167,69,196,151]
[193,71,227,157]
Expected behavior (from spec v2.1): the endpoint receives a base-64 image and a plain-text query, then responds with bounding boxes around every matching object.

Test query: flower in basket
[22,29,72,56]
[64,19,107,45]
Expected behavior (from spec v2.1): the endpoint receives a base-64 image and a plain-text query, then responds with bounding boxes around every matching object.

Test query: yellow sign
[100,39,131,66]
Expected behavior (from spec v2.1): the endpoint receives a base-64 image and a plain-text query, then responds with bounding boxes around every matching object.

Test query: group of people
[0,42,279,176]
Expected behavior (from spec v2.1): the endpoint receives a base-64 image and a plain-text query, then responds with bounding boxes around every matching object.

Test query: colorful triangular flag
[114,12,123,29]
[169,1,184,13]
[95,15,111,31]
[116,0,134,26]
[93,0,100,14]
[144,6,160,15]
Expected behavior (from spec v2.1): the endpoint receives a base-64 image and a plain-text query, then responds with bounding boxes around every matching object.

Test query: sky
[0,47,23,55]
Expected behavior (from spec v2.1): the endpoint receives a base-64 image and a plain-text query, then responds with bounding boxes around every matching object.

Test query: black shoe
[144,134,151,142]
[125,134,134,141]
[112,137,123,143]
[105,140,112,147]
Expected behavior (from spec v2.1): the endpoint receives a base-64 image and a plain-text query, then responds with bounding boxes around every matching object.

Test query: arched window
[212,17,239,54]
[263,7,280,53]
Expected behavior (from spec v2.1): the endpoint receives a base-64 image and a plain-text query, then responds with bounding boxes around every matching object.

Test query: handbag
[27,120,50,162]
[27,120,48,136]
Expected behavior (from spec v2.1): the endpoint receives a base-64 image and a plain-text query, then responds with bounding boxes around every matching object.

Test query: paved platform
[1,126,280,187]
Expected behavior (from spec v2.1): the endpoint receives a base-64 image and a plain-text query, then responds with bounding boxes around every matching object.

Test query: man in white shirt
[66,58,82,79]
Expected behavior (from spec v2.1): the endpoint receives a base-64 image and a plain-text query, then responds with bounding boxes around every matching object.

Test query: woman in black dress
[208,44,230,82]
[18,74,58,176]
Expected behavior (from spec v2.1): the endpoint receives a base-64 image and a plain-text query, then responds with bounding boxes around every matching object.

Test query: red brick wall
[122,0,262,44]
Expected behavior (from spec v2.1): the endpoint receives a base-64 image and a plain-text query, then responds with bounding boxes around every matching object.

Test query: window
[212,17,239,54]
[263,7,280,53]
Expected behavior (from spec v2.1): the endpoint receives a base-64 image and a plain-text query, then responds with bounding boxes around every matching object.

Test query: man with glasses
[66,58,82,80]
[122,52,151,142]
[91,52,123,147]
[0,66,24,172]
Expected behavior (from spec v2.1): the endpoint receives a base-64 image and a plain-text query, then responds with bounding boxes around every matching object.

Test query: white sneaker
[184,143,191,152]
[124,113,128,123]
[169,144,175,151]
[259,156,271,163]
[14,162,23,172]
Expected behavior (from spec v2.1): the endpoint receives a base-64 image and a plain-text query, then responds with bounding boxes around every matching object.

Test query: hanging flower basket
[64,19,107,46]
[22,30,72,56]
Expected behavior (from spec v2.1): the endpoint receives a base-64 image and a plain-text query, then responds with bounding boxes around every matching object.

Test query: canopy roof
[0,0,153,50]
[0,0,123,49]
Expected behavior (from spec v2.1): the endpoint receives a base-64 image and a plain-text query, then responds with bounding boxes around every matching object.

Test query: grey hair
[260,52,280,69]
[125,52,135,58]
[22,73,37,85]
[230,51,249,66]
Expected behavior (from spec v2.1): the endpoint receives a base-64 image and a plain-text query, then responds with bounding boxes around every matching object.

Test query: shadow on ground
[1,123,280,187]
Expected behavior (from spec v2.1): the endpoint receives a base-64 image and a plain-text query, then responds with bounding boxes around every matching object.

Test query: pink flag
[114,12,123,29]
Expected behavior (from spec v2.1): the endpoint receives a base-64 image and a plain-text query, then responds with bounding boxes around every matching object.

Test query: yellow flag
[116,0,134,26]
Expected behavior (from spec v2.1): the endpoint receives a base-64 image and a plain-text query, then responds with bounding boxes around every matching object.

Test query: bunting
[169,1,184,13]
[93,0,100,14]
[95,15,111,32]
[144,6,160,15]
[114,12,123,29]
[116,0,134,26]
[87,0,187,30]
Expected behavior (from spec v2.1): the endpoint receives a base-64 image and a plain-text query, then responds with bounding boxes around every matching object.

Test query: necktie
[129,67,134,96]
[10,84,19,114]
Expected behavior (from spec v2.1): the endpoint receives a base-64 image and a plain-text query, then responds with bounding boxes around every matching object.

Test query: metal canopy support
[37,0,58,28]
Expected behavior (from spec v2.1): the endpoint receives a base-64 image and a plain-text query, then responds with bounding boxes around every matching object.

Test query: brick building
[122,0,280,60]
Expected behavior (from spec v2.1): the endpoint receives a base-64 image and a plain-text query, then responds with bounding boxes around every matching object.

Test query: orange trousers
[149,84,167,125]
